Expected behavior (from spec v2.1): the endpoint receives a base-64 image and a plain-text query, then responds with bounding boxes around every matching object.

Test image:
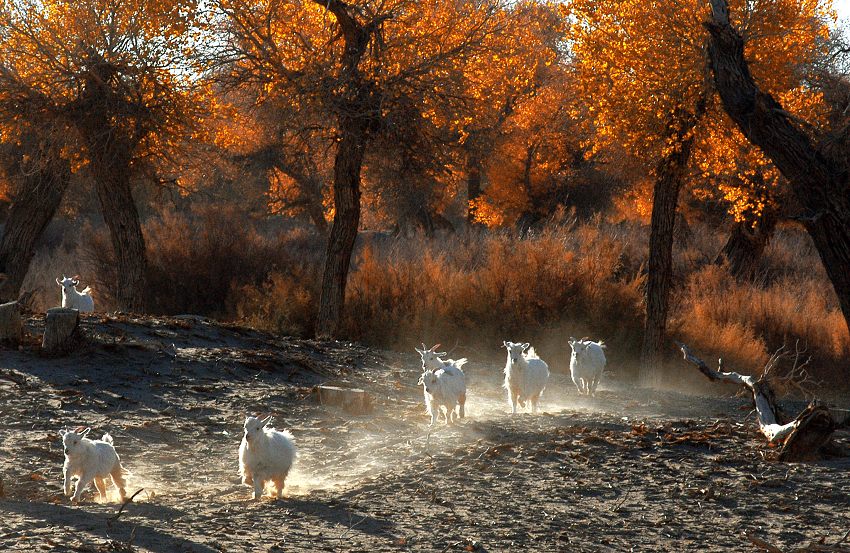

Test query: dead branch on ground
[677,342,836,462]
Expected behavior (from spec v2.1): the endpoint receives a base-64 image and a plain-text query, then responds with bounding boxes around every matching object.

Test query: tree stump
[0,301,22,345]
[42,308,80,355]
[317,386,372,415]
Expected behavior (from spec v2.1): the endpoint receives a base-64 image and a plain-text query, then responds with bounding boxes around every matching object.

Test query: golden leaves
[570,0,832,224]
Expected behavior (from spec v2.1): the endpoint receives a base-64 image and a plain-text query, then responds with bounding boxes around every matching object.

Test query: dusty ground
[1,315,850,553]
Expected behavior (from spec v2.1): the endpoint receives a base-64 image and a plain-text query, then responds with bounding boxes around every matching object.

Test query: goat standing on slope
[568,337,607,396]
[61,427,127,503]
[56,275,94,312]
[503,341,549,414]
[239,416,296,500]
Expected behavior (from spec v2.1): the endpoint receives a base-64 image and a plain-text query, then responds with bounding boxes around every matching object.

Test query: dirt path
[1,315,849,552]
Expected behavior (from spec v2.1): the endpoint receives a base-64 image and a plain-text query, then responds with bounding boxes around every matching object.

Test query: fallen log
[677,342,837,462]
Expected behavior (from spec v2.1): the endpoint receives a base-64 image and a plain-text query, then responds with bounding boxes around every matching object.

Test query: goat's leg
[272,477,285,499]
[252,475,265,500]
[63,468,72,497]
[111,464,127,501]
[458,393,466,419]
[508,388,518,414]
[71,473,93,503]
[93,477,108,501]
[572,377,582,395]
[590,376,600,396]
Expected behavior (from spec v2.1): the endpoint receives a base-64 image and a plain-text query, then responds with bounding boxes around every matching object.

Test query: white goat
[61,428,127,503]
[503,341,549,414]
[418,366,467,425]
[56,275,94,312]
[568,337,607,396]
[239,416,296,500]
[415,343,467,377]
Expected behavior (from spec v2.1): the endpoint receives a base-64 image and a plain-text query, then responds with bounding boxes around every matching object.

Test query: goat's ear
[502,341,509,348]
[417,375,424,385]
[522,343,530,350]
[261,415,273,426]
[56,278,62,286]
[59,428,67,437]
[80,427,91,438]
[415,347,424,355]
[436,351,447,357]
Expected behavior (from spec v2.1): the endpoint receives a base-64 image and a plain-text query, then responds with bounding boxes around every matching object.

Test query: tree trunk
[93,168,148,312]
[73,55,148,313]
[466,156,482,225]
[0,157,70,301]
[715,207,777,280]
[706,0,850,338]
[517,145,539,235]
[305,189,329,236]
[315,120,367,339]
[640,101,706,384]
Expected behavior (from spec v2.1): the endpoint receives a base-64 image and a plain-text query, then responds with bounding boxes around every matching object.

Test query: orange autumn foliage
[570,0,834,225]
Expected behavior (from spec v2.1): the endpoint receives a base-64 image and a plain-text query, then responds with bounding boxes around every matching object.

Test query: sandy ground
[1,315,850,552]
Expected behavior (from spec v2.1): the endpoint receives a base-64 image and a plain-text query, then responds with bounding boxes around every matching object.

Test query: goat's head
[243,415,271,444]
[418,369,439,394]
[60,427,90,456]
[568,337,590,356]
[503,341,529,364]
[56,275,79,291]
[415,343,446,370]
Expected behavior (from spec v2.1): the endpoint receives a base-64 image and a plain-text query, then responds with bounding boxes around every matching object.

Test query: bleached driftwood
[317,386,372,415]
[42,307,80,355]
[0,300,22,345]
[678,342,836,461]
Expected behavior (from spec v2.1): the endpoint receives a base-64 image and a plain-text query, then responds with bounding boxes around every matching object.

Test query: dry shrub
[234,269,321,337]
[144,206,277,315]
[82,206,325,316]
[674,264,850,375]
[342,223,646,367]
[32,205,847,385]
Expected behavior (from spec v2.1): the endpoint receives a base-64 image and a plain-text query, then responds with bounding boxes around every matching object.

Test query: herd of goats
[53,274,607,501]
